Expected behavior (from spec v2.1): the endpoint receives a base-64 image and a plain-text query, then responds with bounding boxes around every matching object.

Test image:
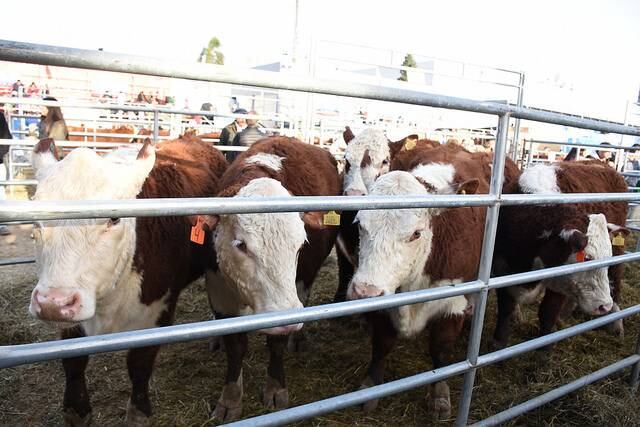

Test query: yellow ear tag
[612,234,625,247]
[460,189,466,195]
[404,139,417,151]
[323,211,341,226]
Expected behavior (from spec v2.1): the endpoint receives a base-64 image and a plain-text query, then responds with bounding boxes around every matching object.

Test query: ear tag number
[323,211,341,226]
[190,217,206,245]
[576,250,586,263]
[612,235,625,247]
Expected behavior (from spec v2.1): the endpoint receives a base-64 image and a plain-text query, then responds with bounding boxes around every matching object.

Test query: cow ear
[608,223,630,237]
[456,179,480,195]
[560,229,588,252]
[189,215,220,231]
[343,126,355,144]
[301,211,325,229]
[32,138,59,180]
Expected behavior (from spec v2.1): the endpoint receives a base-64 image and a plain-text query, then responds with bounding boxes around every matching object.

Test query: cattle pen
[2,39,640,426]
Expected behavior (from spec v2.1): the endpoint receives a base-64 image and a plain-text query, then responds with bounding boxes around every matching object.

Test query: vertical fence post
[456,113,510,426]
[630,329,640,392]
[152,109,159,144]
[509,72,525,160]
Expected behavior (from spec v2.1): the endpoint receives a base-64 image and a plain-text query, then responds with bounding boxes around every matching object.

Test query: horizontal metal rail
[1,192,639,223]
[224,304,640,427]
[472,355,640,427]
[0,257,35,267]
[525,139,630,151]
[1,250,636,368]
[1,40,640,136]
[0,280,485,368]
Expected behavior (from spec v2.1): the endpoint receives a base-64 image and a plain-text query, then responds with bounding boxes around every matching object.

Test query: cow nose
[344,189,366,196]
[348,282,384,300]
[596,303,612,315]
[30,288,82,322]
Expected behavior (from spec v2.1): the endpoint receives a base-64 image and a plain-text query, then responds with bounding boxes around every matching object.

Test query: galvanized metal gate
[1,40,640,427]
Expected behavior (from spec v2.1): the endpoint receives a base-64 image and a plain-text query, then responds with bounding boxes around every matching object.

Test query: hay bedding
[1,225,640,426]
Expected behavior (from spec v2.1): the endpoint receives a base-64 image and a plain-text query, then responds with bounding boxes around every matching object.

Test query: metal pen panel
[472,355,640,427]
[1,40,640,136]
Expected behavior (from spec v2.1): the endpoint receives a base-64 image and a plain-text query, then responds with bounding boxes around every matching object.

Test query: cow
[492,160,629,349]
[28,135,227,426]
[68,125,135,143]
[191,136,342,422]
[346,144,492,420]
[334,127,440,302]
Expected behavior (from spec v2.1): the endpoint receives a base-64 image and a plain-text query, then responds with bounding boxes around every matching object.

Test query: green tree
[398,53,417,81]
[198,37,225,65]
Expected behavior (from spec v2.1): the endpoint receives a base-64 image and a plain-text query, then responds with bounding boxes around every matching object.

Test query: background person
[38,97,69,141]
[229,111,265,162]
[218,108,247,146]
[0,109,12,235]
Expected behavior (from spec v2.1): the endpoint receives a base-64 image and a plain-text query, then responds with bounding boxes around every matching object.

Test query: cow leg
[125,345,160,427]
[428,314,465,421]
[538,289,567,345]
[288,281,310,352]
[607,260,625,336]
[61,326,92,427]
[212,332,247,422]
[334,246,354,303]
[263,334,290,409]
[359,312,398,413]
[492,288,517,350]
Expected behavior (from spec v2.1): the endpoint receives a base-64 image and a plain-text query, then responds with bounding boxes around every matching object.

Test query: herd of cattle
[24,127,629,426]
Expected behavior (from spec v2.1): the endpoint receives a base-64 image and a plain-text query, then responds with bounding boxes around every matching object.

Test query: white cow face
[28,140,155,324]
[347,171,434,299]
[343,128,390,196]
[208,178,306,334]
[541,214,618,315]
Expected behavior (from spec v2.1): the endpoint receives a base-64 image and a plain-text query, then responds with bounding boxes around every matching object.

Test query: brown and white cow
[334,127,439,302]
[346,145,490,420]
[492,160,629,349]
[192,136,341,422]
[28,136,227,426]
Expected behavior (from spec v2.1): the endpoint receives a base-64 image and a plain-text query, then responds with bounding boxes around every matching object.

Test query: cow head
[343,128,391,196]
[346,169,478,300]
[196,178,306,334]
[28,139,155,324]
[538,213,626,315]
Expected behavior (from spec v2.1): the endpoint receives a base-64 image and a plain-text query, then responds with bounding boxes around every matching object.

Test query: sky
[1,0,639,115]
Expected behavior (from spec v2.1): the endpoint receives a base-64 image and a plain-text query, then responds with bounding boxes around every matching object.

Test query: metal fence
[2,39,640,426]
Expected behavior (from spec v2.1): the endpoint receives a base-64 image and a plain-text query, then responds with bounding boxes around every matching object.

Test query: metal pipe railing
[472,355,640,427]
[2,39,640,427]
[1,40,639,137]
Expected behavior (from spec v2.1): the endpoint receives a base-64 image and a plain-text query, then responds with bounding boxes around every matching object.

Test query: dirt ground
[1,224,640,426]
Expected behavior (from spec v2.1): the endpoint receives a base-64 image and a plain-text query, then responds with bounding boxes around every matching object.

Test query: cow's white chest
[389,276,468,338]
[82,271,168,336]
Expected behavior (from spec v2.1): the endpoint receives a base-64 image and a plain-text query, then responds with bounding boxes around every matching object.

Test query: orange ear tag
[190,217,206,245]
[404,139,417,151]
[576,250,586,262]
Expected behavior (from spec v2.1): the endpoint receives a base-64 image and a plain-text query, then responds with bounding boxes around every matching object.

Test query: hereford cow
[334,127,440,302]
[492,160,629,349]
[346,145,492,420]
[28,136,227,426]
[192,136,341,422]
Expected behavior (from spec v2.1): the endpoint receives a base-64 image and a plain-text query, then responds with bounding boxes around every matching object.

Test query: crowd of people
[10,80,49,98]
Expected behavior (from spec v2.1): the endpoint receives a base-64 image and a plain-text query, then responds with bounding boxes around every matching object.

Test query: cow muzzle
[29,287,86,322]
[344,188,366,196]
[260,322,304,335]
[347,282,384,300]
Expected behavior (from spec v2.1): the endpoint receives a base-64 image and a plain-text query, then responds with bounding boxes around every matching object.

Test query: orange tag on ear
[404,139,417,151]
[190,217,205,245]
[576,250,586,262]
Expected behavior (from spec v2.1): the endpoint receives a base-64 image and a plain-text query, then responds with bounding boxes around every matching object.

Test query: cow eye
[409,230,422,242]
[584,254,592,262]
[233,239,247,253]
[382,159,389,165]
